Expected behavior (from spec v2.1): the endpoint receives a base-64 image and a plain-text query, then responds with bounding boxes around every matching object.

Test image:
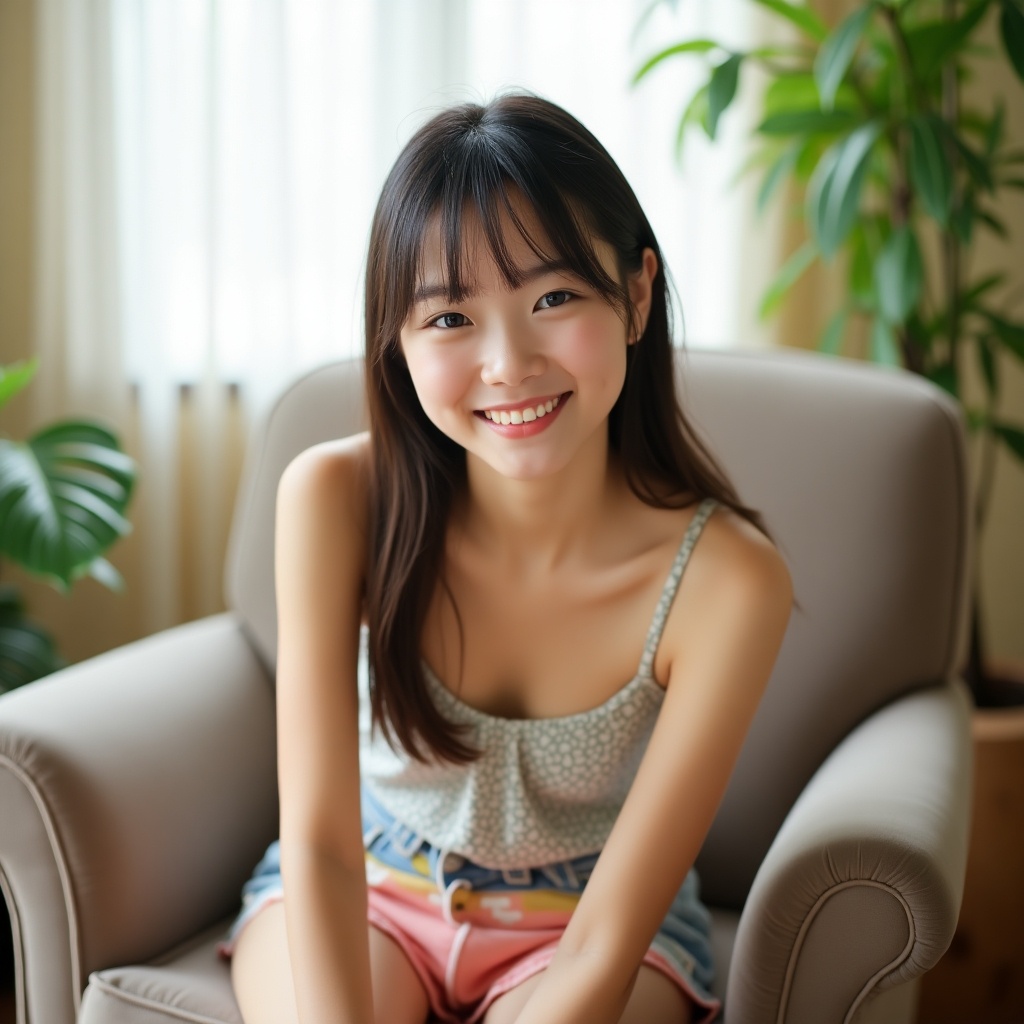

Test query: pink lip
[475,392,571,438]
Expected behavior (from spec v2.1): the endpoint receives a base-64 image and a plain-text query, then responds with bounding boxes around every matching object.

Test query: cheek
[560,315,628,396]
[402,343,473,415]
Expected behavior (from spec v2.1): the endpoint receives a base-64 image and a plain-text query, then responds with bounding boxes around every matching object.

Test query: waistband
[361,785,600,925]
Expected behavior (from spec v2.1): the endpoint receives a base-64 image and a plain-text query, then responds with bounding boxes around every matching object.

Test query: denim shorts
[222,786,720,1022]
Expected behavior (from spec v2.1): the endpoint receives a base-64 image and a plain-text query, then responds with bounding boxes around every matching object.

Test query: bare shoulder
[275,431,372,616]
[656,501,793,682]
[277,431,372,537]
[696,504,793,603]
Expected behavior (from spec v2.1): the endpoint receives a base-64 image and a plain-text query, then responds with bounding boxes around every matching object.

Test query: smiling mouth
[476,392,570,425]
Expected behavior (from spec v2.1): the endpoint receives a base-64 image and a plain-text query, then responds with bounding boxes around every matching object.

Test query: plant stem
[880,4,930,115]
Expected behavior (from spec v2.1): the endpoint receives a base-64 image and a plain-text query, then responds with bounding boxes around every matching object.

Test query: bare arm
[513,512,794,1024]
[274,436,373,1024]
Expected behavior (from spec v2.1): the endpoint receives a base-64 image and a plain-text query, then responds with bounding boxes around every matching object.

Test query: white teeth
[483,396,563,423]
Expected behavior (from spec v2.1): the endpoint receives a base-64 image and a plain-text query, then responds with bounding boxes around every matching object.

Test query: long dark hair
[364,93,766,764]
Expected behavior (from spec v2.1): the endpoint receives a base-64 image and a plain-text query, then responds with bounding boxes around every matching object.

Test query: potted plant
[634,0,1024,705]
[634,3,1024,1017]
[0,358,138,693]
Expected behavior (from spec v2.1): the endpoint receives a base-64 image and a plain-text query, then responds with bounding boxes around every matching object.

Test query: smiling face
[398,198,656,483]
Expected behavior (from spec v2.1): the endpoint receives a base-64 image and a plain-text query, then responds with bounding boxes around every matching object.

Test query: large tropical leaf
[0,420,136,591]
[0,584,65,692]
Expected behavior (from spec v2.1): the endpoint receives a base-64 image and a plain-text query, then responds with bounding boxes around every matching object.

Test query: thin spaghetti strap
[636,497,719,680]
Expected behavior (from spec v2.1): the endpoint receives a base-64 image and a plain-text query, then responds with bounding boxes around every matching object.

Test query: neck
[457,429,624,571]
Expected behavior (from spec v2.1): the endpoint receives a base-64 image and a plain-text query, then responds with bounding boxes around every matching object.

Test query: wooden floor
[0,990,12,1024]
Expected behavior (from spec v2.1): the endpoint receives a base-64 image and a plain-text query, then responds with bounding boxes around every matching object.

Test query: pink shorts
[223,789,721,1022]
[365,859,717,1023]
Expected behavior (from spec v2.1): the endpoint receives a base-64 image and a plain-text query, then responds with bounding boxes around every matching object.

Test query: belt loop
[441,878,472,925]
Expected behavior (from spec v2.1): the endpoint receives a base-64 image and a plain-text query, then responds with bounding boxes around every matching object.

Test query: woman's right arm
[273,435,373,1024]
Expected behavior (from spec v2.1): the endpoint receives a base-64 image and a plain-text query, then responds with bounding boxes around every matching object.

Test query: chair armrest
[0,612,278,1024]
[725,680,973,1024]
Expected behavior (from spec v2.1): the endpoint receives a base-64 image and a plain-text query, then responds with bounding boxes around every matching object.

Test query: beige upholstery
[0,348,973,1023]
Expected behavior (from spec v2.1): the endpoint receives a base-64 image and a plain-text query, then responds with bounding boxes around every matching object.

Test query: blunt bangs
[373,100,633,354]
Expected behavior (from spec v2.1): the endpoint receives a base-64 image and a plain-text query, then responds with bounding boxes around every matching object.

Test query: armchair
[0,348,972,1023]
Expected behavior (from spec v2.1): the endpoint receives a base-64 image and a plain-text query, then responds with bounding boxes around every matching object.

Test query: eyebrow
[412,258,577,305]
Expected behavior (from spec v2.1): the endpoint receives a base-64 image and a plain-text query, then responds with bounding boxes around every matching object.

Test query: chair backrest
[224,347,970,908]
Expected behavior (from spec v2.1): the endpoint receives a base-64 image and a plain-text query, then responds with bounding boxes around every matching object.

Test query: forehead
[412,195,618,306]
[415,198,554,288]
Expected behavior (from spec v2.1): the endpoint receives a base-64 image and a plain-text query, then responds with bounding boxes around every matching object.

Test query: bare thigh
[482,963,694,1024]
[230,901,430,1024]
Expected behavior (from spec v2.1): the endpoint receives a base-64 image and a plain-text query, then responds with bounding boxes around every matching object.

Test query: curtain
[33,0,777,650]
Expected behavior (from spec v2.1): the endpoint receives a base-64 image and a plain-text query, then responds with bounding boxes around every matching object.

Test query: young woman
[225,93,793,1024]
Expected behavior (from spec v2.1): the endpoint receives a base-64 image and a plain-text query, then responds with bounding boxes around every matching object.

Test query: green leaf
[848,223,876,308]
[977,334,999,397]
[0,420,137,588]
[962,273,1006,310]
[757,142,802,213]
[870,317,903,366]
[807,120,884,258]
[1001,176,1024,188]
[874,226,924,325]
[976,207,1008,237]
[928,361,960,397]
[952,191,975,243]
[633,39,722,84]
[950,132,991,192]
[0,359,39,412]
[751,0,829,41]
[819,307,850,354]
[906,2,991,82]
[0,591,64,693]
[764,74,820,117]
[758,109,859,135]
[707,54,743,140]
[909,114,953,224]
[986,312,1024,361]
[994,422,1024,460]
[759,240,817,319]
[815,6,872,111]
[86,556,125,592]
[986,100,1006,158]
[1000,0,1024,83]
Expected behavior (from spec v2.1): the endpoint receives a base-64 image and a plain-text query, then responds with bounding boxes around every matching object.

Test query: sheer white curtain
[34,0,775,640]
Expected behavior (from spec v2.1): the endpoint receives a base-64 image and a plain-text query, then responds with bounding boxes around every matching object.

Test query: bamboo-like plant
[0,359,137,692]
[636,0,1024,702]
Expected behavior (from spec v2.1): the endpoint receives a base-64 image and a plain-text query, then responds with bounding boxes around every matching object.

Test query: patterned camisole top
[359,497,720,869]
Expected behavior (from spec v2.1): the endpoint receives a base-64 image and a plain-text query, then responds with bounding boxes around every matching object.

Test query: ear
[627,247,659,344]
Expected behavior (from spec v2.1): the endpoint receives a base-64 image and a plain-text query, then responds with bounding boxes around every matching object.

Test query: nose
[479,321,546,388]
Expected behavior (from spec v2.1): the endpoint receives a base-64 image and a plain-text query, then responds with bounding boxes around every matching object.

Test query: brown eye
[431,312,469,329]
[536,291,572,310]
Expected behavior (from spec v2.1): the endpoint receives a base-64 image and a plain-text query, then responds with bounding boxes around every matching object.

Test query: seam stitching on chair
[0,867,26,1024]
[86,973,234,1024]
[776,878,916,1024]
[929,392,970,678]
[0,754,84,1013]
